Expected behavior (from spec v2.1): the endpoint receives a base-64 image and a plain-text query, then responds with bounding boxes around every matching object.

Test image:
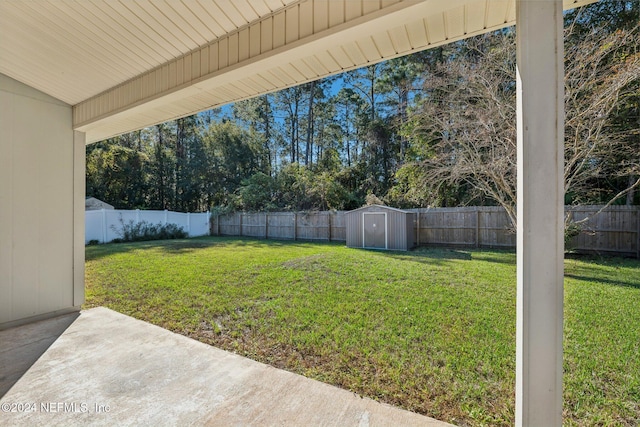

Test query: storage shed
[85,197,114,211]
[345,205,416,251]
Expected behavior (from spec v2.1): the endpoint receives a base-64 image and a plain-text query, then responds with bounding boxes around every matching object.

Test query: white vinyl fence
[86,209,211,244]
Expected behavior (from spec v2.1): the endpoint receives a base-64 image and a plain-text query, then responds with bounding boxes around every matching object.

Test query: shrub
[112,217,188,243]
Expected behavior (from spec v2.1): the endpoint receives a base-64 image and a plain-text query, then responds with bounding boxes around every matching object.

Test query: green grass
[84,237,640,426]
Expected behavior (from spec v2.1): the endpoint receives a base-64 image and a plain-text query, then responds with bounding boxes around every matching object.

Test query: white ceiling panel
[290,58,317,79]
[304,56,331,77]
[446,6,466,38]
[358,37,383,62]
[466,0,488,34]
[259,70,290,88]
[313,51,342,74]
[405,19,429,49]
[342,42,368,66]
[388,25,413,54]
[0,0,298,106]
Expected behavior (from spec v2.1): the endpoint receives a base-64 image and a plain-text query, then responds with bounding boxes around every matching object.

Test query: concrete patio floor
[1,307,451,426]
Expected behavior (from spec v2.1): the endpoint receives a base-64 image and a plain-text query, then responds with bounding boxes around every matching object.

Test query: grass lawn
[84,237,640,426]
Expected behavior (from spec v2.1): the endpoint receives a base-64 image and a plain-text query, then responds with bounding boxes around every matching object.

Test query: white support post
[515,1,565,426]
[73,131,86,307]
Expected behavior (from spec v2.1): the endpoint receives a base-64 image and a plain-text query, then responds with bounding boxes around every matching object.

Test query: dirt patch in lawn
[281,254,338,274]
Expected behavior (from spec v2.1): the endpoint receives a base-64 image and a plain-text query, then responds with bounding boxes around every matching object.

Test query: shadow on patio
[1,312,79,398]
[0,308,450,426]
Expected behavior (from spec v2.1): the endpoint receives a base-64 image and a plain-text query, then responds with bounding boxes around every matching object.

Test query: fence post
[416,211,421,246]
[207,211,212,236]
[239,212,243,237]
[637,207,640,259]
[187,212,191,235]
[217,214,220,236]
[476,208,480,249]
[265,213,269,239]
[136,209,140,225]
[164,210,168,225]
[101,209,107,244]
[328,212,332,242]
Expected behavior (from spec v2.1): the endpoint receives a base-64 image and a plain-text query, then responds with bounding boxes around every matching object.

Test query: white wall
[85,210,211,244]
[0,73,83,327]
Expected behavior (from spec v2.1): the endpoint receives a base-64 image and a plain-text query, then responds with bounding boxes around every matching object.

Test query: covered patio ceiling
[0,0,595,143]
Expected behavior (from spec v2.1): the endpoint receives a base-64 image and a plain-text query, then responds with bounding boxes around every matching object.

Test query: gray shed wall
[406,212,416,249]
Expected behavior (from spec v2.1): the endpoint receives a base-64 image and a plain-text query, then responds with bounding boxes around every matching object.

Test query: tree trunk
[305,81,316,166]
[627,175,636,205]
[289,98,298,164]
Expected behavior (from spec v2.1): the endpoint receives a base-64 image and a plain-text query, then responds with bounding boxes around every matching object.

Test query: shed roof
[346,204,413,215]
[85,197,114,211]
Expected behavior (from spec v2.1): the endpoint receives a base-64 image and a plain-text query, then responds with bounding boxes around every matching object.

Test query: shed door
[363,213,386,249]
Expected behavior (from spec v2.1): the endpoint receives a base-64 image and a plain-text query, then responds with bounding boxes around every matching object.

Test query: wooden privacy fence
[566,205,639,258]
[211,206,640,258]
[410,206,516,249]
[212,211,346,242]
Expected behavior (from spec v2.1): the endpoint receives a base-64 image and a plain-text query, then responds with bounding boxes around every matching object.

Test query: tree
[397,20,639,228]
[564,0,638,35]
[399,32,518,223]
[377,56,423,160]
[274,163,315,211]
[235,172,278,211]
[564,23,640,207]
[174,116,203,211]
[203,120,262,208]
[147,123,176,210]
[276,86,303,164]
[233,95,276,175]
[334,88,364,166]
[86,141,148,209]
[303,80,317,166]
[344,64,382,122]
